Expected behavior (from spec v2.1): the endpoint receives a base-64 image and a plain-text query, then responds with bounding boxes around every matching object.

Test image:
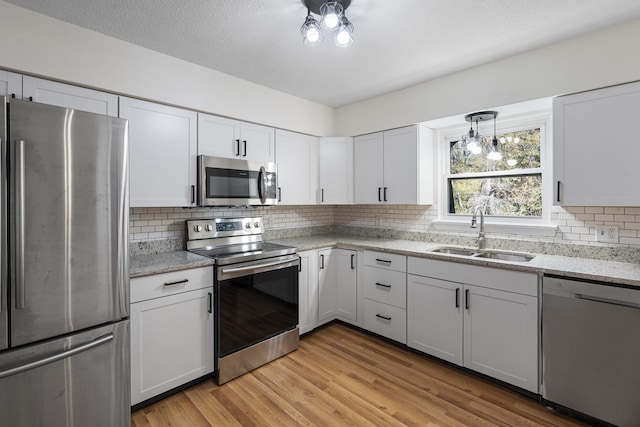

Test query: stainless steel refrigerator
[0,98,130,426]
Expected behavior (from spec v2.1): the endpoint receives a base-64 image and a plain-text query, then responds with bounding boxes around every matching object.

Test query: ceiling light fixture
[460,111,501,160]
[301,0,354,47]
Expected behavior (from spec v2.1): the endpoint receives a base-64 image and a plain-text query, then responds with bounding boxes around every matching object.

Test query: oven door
[198,155,277,206]
[215,255,299,359]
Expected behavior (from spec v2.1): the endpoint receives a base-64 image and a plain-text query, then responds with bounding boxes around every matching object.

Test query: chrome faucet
[470,206,486,250]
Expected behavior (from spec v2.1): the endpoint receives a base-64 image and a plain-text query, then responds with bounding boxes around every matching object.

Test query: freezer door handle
[0,333,114,379]
[14,140,26,309]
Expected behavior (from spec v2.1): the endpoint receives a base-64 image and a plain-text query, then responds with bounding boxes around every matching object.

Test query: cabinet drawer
[131,267,213,303]
[364,251,406,272]
[363,299,406,344]
[363,267,406,309]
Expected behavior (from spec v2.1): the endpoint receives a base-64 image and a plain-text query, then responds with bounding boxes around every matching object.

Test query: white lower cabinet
[130,267,214,405]
[407,257,538,393]
[362,250,407,344]
[317,248,357,325]
[298,249,318,335]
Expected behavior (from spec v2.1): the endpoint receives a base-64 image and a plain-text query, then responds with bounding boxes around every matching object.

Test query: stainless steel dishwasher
[542,275,640,427]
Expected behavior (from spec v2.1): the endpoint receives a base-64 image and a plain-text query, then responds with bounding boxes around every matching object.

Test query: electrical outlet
[595,225,619,243]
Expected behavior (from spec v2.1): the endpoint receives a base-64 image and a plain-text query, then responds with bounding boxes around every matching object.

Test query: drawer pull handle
[164,279,189,287]
[375,314,392,321]
[375,282,391,288]
[375,258,392,264]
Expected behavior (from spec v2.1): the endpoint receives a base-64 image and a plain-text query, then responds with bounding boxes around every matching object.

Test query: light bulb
[320,2,343,30]
[301,13,323,46]
[467,141,481,154]
[487,150,503,161]
[306,27,320,43]
[335,26,353,47]
[324,13,339,29]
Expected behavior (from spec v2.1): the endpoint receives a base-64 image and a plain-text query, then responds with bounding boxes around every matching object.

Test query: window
[439,113,551,230]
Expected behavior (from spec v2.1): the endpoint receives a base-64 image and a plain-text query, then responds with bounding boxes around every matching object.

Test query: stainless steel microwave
[197,155,278,206]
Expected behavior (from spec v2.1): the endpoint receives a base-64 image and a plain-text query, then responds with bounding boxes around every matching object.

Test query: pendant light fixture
[460,111,501,160]
[486,112,502,161]
[300,0,354,47]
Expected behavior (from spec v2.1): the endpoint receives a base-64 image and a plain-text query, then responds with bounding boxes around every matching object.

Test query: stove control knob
[205,224,214,232]
[194,225,203,232]
[245,223,251,229]
[254,222,260,228]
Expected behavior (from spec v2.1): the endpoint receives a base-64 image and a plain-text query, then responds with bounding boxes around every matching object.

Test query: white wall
[335,18,640,136]
[0,1,335,136]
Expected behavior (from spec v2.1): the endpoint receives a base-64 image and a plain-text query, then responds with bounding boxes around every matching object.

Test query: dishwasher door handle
[575,293,640,309]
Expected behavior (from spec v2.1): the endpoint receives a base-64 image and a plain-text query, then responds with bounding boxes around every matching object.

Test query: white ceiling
[5,0,640,108]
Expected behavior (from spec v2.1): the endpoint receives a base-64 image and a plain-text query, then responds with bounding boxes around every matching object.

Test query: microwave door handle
[258,166,266,204]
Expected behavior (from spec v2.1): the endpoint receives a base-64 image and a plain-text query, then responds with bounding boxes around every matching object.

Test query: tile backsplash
[129,204,640,261]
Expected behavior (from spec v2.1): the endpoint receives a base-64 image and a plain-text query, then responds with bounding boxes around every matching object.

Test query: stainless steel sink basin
[430,247,534,262]
[430,247,478,256]
[472,251,534,262]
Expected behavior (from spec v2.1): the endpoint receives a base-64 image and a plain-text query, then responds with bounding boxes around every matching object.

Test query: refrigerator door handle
[14,140,26,310]
[0,333,114,379]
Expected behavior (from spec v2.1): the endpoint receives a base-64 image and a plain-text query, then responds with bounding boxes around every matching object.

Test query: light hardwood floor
[131,323,585,427]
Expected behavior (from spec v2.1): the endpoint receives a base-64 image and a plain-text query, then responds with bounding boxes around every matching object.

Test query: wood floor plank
[132,323,587,427]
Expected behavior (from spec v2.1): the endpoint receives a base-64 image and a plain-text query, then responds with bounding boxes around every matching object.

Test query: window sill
[432,219,557,237]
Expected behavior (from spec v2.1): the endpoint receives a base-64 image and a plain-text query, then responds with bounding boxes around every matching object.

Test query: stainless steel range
[186,217,299,384]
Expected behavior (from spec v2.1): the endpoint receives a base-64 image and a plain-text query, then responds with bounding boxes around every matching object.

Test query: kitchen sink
[430,247,534,262]
[430,247,478,256]
[472,251,534,262]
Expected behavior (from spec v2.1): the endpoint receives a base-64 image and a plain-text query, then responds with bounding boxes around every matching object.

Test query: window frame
[433,111,555,236]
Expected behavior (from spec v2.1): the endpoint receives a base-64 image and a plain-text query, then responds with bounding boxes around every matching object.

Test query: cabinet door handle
[191,185,195,204]
[208,292,213,314]
[350,254,355,269]
[378,187,382,202]
[455,288,460,308]
[383,187,388,202]
[163,279,189,287]
[556,181,561,202]
[321,188,324,203]
[375,258,392,264]
[235,139,241,156]
[465,289,470,310]
[375,314,392,321]
[278,187,282,203]
[375,282,391,288]
[320,254,324,269]
[243,140,247,157]
[298,256,302,272]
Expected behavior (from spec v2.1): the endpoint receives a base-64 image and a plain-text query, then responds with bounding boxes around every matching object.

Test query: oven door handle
[218,256,299,280]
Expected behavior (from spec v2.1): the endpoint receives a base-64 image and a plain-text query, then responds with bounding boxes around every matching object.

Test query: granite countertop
[130,234,640,288]
[269,234,640,288]
[130,251,215,278]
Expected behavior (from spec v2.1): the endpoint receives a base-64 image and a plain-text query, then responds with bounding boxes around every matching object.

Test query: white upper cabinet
[554,81,640,206]
[275,129,318,205]
[354,125,434,205]
[198,113,275,163]
[120,97,197,207]
[23,76,118,116]
[0,71,22,98]
[319,137,353,204]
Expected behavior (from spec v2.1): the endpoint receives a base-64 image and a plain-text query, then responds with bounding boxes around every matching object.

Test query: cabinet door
[407,275,462,365]
[336,249,357,322]
[298,250,318,335]
[463,285,538,393]
[275,129,318,205]
[130,287,214,405]
[121,97,197,207]
[554,81,640,205]
[0,71,22,98]
[317,249,337,323]
[23,76,118,116]
[383,126,418,204]
[354,132,384,204]
[197,113,241,159]
[319,137,353,204]
[240,122,275,162]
